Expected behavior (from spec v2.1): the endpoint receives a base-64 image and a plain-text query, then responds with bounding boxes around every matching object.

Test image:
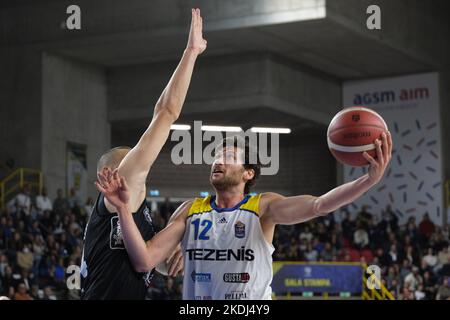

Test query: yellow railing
[362,265,395,300]
[0,168,43,211]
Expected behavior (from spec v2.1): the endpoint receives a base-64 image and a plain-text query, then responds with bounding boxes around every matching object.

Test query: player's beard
[210,169,243,191]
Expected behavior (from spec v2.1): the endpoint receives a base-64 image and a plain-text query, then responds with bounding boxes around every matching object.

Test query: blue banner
[272,262,363,294]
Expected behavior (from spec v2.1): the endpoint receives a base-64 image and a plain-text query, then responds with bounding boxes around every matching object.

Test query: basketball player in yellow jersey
[96,132,392,300]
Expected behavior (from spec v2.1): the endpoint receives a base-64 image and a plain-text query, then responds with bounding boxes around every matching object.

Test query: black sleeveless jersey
[80,193,155,300]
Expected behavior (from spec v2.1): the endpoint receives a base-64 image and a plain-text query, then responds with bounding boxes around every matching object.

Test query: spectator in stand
[405,217,419,244]
[19,269,34,292]
[17,245,34,271]
[304,243,318,262]
[53,188,70,216]
[399,287,415,300]
[13,283,33,300]
[436,276,450,300]
[0,253,9,276]
[373,247,389,266]
[399,259,412,283]
[353,222,369,249]
[418,213,435,238]
[422,270,437,299]
[387,244,402,266]
[404,245,420,267]
[385,266,399,288]
[404,266,422,292]
[30,284,40,300]
[316,222,330,243]
[83,197,94,217]
[68,187,81,215]
[422,247,438,270]
[341,210,355,243]
[320,242,335,261]
[43,286,57,300]
[439,255,450,277]
[299,226,313,243]
[436,246,450,272]
[382,205,399,233]
[414,284,426,300]
[357,205,373,229]
[388,278,400,298]
[371,216,388,250]
[36,188,53,213]
[14,184,32,217]
[0,265,14,295]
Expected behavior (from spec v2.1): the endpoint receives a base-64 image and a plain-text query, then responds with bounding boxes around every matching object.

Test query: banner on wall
[342,72,443,226]
[66,142,88,203]
[272,262,363,295]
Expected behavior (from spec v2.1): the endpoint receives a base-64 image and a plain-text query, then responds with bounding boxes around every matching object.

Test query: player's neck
[214,189,245,209]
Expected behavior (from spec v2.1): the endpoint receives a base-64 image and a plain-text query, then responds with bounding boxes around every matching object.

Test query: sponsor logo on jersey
[186,247,255,261]
[143,207,153,225]
[191,270,211,283]
[234,221,245,238]
[143,270,154,287]
[224,291,247,300]
[217,216,228,224]
[110,216,125,249]
[223,272,250,283]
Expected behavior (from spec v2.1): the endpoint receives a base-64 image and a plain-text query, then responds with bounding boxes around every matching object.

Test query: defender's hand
[95,168,130,211]
[186,8,207,55]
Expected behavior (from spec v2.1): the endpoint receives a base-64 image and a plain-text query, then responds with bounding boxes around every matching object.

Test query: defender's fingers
[113,169,120,182]
[94,182,107,194]
[97,172,109,187]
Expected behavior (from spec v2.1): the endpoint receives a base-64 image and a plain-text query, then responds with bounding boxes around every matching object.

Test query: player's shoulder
[260,192,284,202]
[172,199,196,220]
[259,192,285,216]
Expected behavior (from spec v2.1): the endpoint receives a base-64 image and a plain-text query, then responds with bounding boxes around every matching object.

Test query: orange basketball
[327,106,388,167]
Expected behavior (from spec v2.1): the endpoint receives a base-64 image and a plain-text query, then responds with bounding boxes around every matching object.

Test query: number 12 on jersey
[191,219,212,240]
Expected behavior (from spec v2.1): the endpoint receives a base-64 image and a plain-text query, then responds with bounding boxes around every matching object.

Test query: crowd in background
[0,185,91,300]
[273,205,450,300]
[1,186,449,300]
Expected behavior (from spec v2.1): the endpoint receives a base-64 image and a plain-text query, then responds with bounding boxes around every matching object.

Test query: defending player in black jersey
[80,8,207,300]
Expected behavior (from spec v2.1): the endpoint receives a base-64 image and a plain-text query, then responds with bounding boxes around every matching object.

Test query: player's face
[210,147,245,191]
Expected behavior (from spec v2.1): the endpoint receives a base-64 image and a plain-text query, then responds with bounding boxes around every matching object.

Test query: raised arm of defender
[114,9,207,210]
[96,169,190,273]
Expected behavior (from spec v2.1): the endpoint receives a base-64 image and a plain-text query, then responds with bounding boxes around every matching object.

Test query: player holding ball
[93,105,392,299]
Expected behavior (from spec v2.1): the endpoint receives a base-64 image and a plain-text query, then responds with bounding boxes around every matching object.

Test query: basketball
[327,106,388,167]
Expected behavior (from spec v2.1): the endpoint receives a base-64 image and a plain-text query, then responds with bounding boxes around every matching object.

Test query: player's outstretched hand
[363,131,393,185]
